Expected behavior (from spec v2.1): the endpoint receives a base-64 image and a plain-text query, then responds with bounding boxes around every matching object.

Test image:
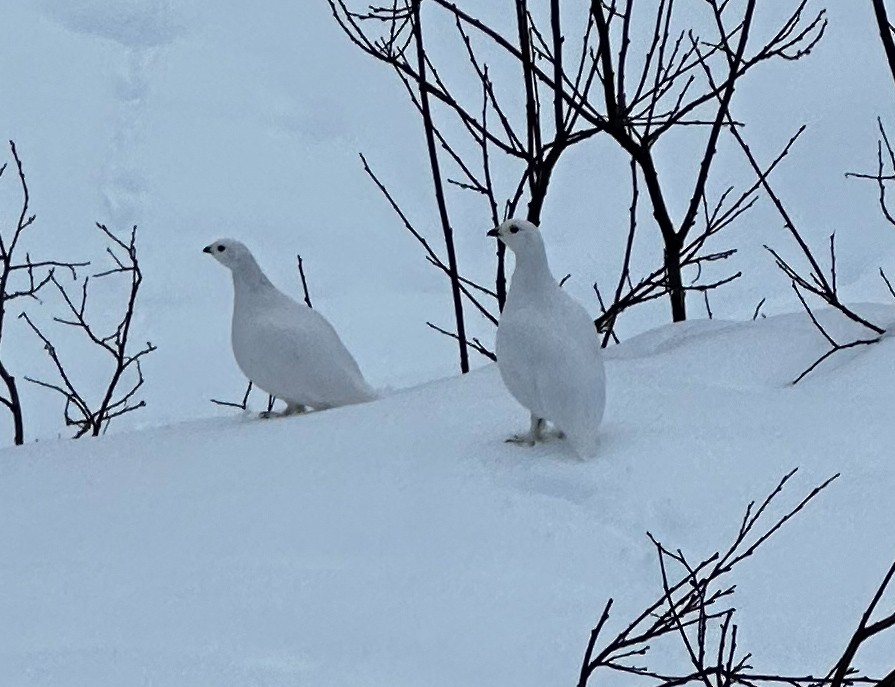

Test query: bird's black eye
[509,224,519,234]
[217,245,226,252]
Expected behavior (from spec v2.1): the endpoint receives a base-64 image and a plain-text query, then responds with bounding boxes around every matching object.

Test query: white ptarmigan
[488,219,606,456]
[204,239,375,415]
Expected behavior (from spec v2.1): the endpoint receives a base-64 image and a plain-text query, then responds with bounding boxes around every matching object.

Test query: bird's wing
[497,294,604,428]
[242,303,371,407]
[543,295,606,440]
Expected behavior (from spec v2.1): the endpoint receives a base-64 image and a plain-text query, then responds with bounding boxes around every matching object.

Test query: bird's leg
[506,414,546,446]
[533,416,546,441]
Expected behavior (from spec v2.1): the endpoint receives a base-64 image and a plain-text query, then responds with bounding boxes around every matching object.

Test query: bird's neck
[231,255,276,297]
[510,241,555,293]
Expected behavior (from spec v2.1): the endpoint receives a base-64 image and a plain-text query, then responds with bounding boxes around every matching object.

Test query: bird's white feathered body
[231,277,375,409]
[491,220,605,456]
[206,239,374,413]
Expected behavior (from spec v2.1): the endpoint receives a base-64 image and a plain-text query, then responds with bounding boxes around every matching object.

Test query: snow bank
[2,311,892,685]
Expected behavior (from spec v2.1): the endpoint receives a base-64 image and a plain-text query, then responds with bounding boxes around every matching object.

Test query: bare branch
[296,254,313,308]
[21,224,155,437]
[579,470,848,687]
[425,320,495,361]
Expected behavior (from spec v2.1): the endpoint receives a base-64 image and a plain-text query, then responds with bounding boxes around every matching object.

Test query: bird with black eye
[487,218,606,457]
[204,238,376,417]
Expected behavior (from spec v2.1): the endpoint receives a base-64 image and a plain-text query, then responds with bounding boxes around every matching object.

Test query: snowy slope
[2,311,893,686]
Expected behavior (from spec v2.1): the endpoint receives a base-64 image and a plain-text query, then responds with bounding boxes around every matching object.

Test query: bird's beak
[486,228,499,238]
[202,245,212,254]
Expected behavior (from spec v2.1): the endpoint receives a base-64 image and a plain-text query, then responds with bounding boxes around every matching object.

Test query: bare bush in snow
[762,0,895,383]
[330,0,825,366]
[0,140,88,444]
[20,223,156,438]
[578,469,894,687]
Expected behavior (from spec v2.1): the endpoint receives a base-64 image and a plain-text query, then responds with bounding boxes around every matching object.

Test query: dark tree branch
[211,381,255,410]
[330,0,828,360]
[846,118,895,228]
[828,559,895,687]
[297,254,313,308]
[425,320,495,361]
[871,0,895,86]
[0,141,89,445]
[359,153,498,325]
[21,224,155,437]
[576,470,888,687]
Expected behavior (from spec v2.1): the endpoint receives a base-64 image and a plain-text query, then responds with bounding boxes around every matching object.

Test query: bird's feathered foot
[506,415,546,446]
[259,403,307,420]
[544,427,565,440]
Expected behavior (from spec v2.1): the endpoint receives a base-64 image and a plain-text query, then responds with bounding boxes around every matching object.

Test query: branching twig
[297,254,313,308]
[0,141,88,445]
[21,224,155,437]
[827,559,895,687]
[579,469,850,687]
[426,320,495,361]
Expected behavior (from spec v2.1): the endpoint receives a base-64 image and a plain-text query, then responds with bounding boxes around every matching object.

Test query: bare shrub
[0,141,87,444]
[330,1,825,366]
[20,224,156,438]
[578,469,893,687]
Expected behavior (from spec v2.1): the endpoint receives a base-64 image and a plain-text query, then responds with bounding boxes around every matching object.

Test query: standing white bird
[204,239,375,416]
[487,219,606,456]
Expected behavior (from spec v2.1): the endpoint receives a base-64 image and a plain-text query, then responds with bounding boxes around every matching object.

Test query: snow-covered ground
[1,1,894,684]
[2,310,893,685]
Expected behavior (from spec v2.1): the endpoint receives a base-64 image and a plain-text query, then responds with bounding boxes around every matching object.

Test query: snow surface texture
[492,219,606,456]
[1,311,893,685]
[205,239,375,412]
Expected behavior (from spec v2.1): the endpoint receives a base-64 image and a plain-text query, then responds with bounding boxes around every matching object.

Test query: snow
[1,0,894,683]
[2,310,894,685]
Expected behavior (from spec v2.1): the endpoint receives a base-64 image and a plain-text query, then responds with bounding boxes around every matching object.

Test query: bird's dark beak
[203,245,212,254]
[486,228,499,238]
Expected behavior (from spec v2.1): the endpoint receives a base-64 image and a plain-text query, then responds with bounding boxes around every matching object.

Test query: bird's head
[203,238,253,271]
[486,218,542,254]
